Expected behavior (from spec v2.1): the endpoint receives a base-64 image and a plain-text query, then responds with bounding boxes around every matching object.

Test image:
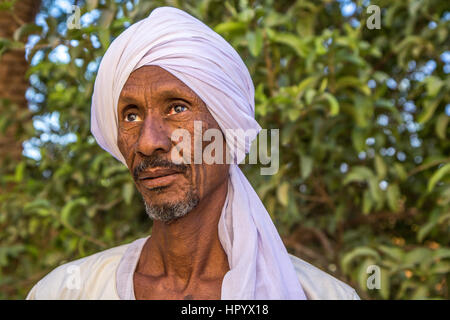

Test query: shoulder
[26,243,130,300]
[288,254,360,300]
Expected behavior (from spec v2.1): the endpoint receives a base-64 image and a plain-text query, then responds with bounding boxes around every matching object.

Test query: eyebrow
[118,95,140,106]
[119,85,197,106]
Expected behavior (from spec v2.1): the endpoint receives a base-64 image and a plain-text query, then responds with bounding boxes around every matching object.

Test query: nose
[135,115,171,158]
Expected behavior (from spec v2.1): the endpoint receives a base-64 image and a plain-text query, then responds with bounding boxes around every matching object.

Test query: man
[26,7,359,300]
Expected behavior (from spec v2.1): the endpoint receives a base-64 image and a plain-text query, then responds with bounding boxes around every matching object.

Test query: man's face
[117,65,229,222]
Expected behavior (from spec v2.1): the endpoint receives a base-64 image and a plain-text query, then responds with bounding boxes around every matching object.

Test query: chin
[142,191,200,223]
[140,182,197,202]
[140,187,183,204]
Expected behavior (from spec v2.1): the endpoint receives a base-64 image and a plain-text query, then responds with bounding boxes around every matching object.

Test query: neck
[137,178,230,289]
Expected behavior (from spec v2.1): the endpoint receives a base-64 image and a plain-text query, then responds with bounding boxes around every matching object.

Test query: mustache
[132,155,188,181]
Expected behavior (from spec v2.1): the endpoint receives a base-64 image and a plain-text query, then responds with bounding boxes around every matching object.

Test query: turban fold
[91,6,306,299]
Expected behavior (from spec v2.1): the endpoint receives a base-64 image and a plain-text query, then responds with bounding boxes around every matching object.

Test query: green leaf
[60,198,88,225]
[24,199,51,216]
[341,247,380,274]
[352,95,373,128]
[362,189,373,214]
[394,163,408,181]
[322,92,340,116]
[288,108,301,121]
[378,245,405,262]
[14,161,26,183]
[417,209,441,242]
[13,23,42,42]
[425,76,443,97]
[351,128,366,152]
[268,31,308,58]
[374,155,387,179]
[427,163,450,193]
[314,37,326,55]
[433,248,450,260]
[98,28,111,49]
[418,98,440,124]
[403,248,432,267]
[430,261,450,275]
[368,176,383,205]
[246,30,263,57]
[387,183,401,212]
[343,166,375,185]
[336,77,371,95]
[318,78,328,93]
[300,155,313,179]
[214,21,246,34]
[277,181,289,207]
[297,76,318,94]
[435,113,448,139]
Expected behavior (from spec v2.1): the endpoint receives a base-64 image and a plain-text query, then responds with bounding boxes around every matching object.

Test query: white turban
[91,6,306,299]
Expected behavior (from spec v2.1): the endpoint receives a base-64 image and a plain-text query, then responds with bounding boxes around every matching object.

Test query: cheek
[117,130,138,164]
[189,114,228,198]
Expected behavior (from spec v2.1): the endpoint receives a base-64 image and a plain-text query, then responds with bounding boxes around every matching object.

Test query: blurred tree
[0,0,449,299]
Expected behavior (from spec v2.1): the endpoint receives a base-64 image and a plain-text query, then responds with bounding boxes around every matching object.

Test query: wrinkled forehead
[118,65,206,108]
[121,65,193,95]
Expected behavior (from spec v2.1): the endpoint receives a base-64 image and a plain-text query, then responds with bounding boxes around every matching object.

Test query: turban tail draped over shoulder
[91,6,306,299]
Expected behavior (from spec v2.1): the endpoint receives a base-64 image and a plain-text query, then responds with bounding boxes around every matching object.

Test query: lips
[137,168,182,189]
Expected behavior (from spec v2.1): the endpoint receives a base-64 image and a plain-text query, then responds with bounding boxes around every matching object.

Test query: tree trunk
[0,0,41,162]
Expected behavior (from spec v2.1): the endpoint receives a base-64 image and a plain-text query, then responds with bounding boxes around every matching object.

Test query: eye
[126,113,138,122]
[168,104,188,115]
[122,104,142,122]
[124,112,142,122]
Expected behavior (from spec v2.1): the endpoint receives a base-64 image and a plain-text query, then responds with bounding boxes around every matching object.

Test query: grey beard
[143,190,199,223]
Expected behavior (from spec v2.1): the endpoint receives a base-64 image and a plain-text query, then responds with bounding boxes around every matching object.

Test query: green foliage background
[0,0,449,299]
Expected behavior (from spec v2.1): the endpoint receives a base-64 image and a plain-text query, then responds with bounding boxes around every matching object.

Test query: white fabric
[90,6,306,299]
[115,237,148,300]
